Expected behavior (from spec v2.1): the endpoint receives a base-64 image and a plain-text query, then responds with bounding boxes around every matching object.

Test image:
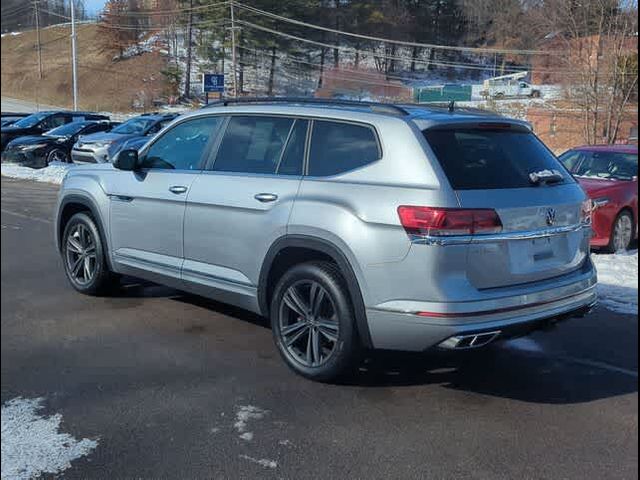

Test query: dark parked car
[0,111,109,152]
[1,121,118,169]
[1,112,29,127]
[71,113,178,164]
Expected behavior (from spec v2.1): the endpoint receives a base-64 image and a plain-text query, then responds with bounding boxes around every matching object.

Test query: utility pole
[34,0,43,80]
[184,0,194,98]
[230,1,238,98]
[70,0,78,111]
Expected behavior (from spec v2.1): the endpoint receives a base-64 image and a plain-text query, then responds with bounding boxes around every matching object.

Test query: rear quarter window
[308,121,380,177]
[423,128,573,190]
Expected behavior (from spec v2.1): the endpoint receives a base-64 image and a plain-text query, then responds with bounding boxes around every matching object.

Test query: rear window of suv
[423,128,573,190]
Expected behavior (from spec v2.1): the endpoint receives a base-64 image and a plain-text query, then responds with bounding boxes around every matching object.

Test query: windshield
[423,128,573,190]
[12,112,49,128]
[560,150,638,181]
[47,122,88,137]
[112,118,155,135]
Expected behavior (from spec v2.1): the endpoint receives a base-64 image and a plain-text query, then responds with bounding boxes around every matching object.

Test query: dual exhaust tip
[438,331,502,350]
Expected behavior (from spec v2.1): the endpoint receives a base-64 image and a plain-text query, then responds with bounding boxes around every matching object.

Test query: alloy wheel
[65,223,97,286]
[613,214,633,252]
[48,149,68,164]
[278,280,340,368]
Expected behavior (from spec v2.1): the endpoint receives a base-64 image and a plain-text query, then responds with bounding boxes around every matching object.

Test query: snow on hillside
[592,251,638,316]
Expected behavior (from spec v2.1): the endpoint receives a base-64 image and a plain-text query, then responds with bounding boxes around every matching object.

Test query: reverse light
[581,199,594,225]
[397,206,503,237]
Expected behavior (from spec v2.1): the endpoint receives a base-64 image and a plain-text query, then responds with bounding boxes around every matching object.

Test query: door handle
[254,193,278,203]
[169,186,188,195]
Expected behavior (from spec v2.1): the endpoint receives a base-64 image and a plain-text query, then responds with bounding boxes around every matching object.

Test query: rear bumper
[365,261,598,351]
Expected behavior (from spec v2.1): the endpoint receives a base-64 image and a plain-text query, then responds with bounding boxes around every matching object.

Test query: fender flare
[258,235,373,349]
[57,194,114,271]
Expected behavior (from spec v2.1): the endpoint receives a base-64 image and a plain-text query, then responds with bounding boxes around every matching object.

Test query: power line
[103,0,230,17]
[233,1,560,57]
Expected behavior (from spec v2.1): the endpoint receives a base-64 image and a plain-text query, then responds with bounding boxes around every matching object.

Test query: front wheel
[271,262,361,382]
[607,211,635,253]
[47,148,70,164]
[62,213,118,295]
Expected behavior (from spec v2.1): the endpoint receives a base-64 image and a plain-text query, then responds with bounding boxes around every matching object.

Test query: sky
[83,0,106,16]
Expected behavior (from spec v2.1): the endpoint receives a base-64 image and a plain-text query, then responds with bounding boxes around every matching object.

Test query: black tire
[605,210,635,253]
[61,212,118,295]
[271,262,361,382]
[47,148,69,165]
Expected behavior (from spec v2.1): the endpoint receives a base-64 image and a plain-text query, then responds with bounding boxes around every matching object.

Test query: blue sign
[203,74,225,93]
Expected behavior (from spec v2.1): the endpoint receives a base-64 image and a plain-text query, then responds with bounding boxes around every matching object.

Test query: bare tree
[530,0,638,144]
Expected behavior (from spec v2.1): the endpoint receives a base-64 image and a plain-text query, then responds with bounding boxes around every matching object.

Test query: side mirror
[113,149,139,171]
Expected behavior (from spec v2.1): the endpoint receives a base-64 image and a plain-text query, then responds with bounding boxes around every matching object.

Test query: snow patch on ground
[1,397,98,480]
[239,455,278,469]
[234,406,268,441]
[592,251,638,315]
[1,162,72,185]
[0,32,22,38]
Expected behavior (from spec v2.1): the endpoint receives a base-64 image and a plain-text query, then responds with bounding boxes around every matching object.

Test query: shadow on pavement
[102,278,638,406]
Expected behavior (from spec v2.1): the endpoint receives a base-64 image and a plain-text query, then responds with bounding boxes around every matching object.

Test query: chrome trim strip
[411,222,591,246]
[371,284,597,317]
[113,251,182,274]
[181,267,255,289]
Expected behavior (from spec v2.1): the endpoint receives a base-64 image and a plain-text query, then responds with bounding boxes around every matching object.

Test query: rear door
[183,115,307,292]
[423,125,590,290]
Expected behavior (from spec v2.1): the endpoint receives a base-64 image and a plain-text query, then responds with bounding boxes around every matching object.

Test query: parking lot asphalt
[1,176,638,479]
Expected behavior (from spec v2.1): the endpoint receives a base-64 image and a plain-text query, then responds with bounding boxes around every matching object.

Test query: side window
[277,119,307,176]
[559,151,583,173]
[140,116,222,170]
[83,124,103,135]
[147,120,170,136]
[308,121,380,177]
[41,114,69,130]
[213,116,295,174]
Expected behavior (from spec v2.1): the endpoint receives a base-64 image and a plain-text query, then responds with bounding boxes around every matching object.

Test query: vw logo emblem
[545,208,557,226]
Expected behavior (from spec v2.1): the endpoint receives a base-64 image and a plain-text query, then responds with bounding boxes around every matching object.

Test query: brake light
[397,206,503,237]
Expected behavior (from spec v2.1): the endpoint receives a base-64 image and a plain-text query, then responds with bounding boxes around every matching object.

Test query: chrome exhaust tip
[438,331,502,350]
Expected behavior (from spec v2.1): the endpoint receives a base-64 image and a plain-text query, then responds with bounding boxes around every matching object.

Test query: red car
[559,144,638,252]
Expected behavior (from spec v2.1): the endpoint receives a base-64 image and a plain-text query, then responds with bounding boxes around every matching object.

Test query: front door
[107,115,223,283]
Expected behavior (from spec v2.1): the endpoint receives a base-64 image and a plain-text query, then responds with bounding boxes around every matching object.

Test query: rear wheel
[271,262,361,382]
[62,213,118,295]
[607,210,634,253]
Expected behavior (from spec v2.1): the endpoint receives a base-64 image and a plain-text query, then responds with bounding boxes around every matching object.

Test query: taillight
[581,199,593,225]
[397,206,503,237]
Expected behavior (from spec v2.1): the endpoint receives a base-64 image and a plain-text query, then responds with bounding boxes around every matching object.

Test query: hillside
[1,24,169,113]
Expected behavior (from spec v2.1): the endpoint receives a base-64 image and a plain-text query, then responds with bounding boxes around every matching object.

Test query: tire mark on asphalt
[1,209,52,224]
[559,356,638,378]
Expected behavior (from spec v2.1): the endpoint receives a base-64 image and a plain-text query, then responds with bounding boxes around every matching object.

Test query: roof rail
[400,102,502,117]
[203,97,410,116]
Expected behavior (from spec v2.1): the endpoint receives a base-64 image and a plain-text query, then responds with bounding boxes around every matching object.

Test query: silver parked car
[54,99,597,381]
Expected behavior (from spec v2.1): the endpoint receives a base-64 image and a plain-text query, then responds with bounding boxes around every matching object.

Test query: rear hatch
[423,123,590,290]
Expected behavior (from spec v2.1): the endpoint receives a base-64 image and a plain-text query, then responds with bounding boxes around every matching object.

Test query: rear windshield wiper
[529,169,565,186]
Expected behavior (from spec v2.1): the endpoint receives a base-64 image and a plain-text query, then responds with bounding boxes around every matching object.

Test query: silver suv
[54,99,597,381]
